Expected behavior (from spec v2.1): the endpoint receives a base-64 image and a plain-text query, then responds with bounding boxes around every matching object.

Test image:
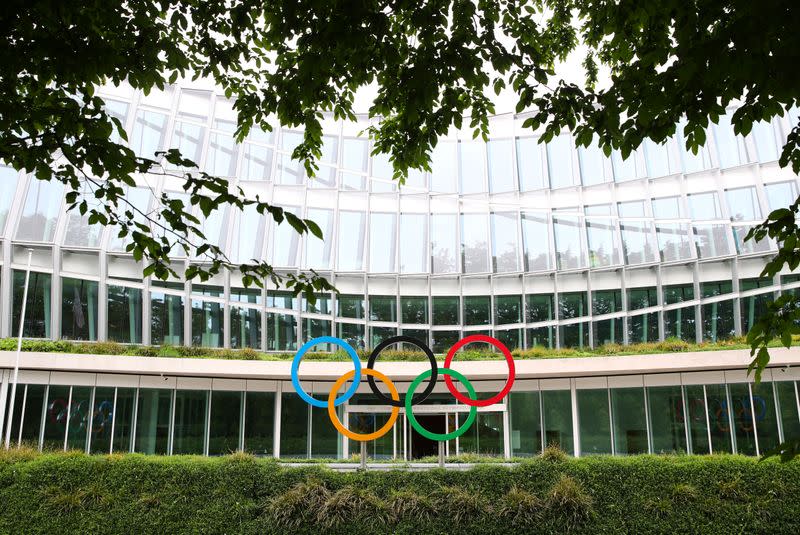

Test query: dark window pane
[702,300,735,341]
[90,387,115,454]
[628,313,659,343]
[61,278,98,341]
[627,287,657,310]
[527,327,554,348]
[401,297,428,324]
[311,407,340,458]
[267,313,296,351]
[592,289,621,315]
[647,386,687,454]
[336,294,365,319]
[728,383,756,455]
[244,391,274,456]
[173,390,208,455]
[496,328,522,350]
[740,292,773,333]
[267,291,296,310]
[577,388,611,454]
[611,387,648,455]
[113,388,136,453]
[751,382,781,454]
[541,390,574,454]
[432,296,459,325]
[510,391,541,456]
[230,306,261,349]
[706,384,733,454]
[209,391,241,455]
[558,292,587,319]
[280,393,308,458]
[191,300,224,347]
[66,386,92,451]
[663,284,694,305]
[494,295,521,325]
[701,280,733,298]
[134,388,172,454]
[337,322,366,350]
[432,330,459,353]
[526,294,554,322]
[369,295,397,322]
[684,385,710,454]
[464,295,491,326]
[107,285,143,344]
[776,382,800,441]
[560,322,589,348]
[43,385,70,451]
[593,318,623,346]
[150,292,184,346]
[12,271,51,338]
[19,384,45,448]
[664,307,696,342]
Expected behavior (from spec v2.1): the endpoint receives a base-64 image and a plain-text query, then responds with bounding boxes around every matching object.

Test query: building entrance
[408,414,446,459]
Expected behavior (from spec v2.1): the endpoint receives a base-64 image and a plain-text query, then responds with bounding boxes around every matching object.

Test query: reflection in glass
[547,135,575,188]
[271,207,300,267]
[370,295,397,322]
[12,271,51,338]
[401,297,428,324]
[43,385,70,451]
[553,214,584,270]
[461,214,489,273]
[516,137,547,191]
[656,223,693,261]
[702,300,735,341]
[578,141,606,186]
[90,387,115,454]
[611,387,648,455]
[150,292,184,345]
[464,295,491,326]
[267,313,296,351]
[231,306,261,349]
[173,390,208,454]
[586,218,620,267]
[338,211,366,270]
[526,294,554,322]
[209,390,241,455]
[61,278,98,341]
[107,285,143,344]
[431,214,458,273]
[521,213,551,271]
[726,187,760,222]
[113,388,136,453]
[728,383,756,455]
[684,385,710,454]
[433,296,459,326]
[305,208,333,269]
[750,382,780,454]
[542,390,573,453]
[495,295,521,325]
[764,181,797,211]
[487,139,514,193]
[134,388,172,454]
[244,391,274,455]
[207,133,238,177]
[67,386,92,451]
[241,143,274,181]
[510,391,542,456]
[16,178,63,242]
[430,142,457,192]
[647,386,687,453]
[131,109,168,158]
[370,213,398,272]
[705,384,733,453]
[399,213,428,273]
[664,307,696,342]
[191,300,223,347]
[0,166,18,234]
[577,388,612,454]
[491,212,520,272]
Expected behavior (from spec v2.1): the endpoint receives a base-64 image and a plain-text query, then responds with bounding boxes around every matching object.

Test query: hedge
[0,451,798,534]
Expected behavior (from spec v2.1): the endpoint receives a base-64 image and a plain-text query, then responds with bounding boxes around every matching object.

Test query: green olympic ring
[405,367,477,441]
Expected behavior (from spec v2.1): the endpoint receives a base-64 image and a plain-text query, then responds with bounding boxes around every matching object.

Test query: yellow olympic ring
[328,368,399,442]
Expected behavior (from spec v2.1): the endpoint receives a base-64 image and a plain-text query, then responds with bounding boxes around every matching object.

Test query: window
[620,222,657,264]
[232,205,266,264]
[611,387,648,455]
[431,214,458,273]
[370,326,397,348]
[726,187,761,222]
[491,212,520,272]
[61,278,98,341]
[279,393,308,458]
[150,292,184,345]
[612,150,640,182]
[664,307,696,342]
[541,389,574,453]
[207,133,238,177]
[628,287,657,310]
[684,385,711,454]
[592,290,622,315]
[558,292,588,319]
[643,139,673,178]
[487,139,515,193]
[751,381,781,454]
[741,291,773,333]
[702,300,736,341]
[593,318,623,346]
[577,388,612,454]
[578,140,607,186]
[401,297,428,324]
[526,294,554,322]
[303,318,331,346]
[752,120,778,162]
[553,214,585,270]
[90,387,115,453]
[527,326,555,348]
[560,322,589,348]
[16,178,63,242]
[764,181,798,211]
[304,208,333,269]
[231,306,261,349]
[547,135,576,188]
[705,384,733,453]
[208,391,241,455]
[688,192,722,220]
[343,138,369,172]
[585,217,620,267]
[338,322,365,349]
[399,213,428,273]
[430,142,457,193]
[516,137,547,191]
[369,213,398,272]
[271,207,300,267]
[652,196,683,219]
[131,109,168,158]
[337,211,366,271]
[107,285,143,344]
[0,166,18,235]
[509,391,542,456]
[495,295,522,325]
[241,142,274,181]
[464,296,491,325]
[647,386,687,453]
[267,313,296,351]
[496,328,523,350]
[701,280,732,297]
[244,392,274,455]
[191,300,223,347]
[521,213,551,271]
[433,296,459,325]
[173,390,208,455]
[170,121,205,167]
[461,214,490,273]
[337,295,365,319]
[656,223,694,261]
[135,389,172,454]
[12,271,51,338]
[459,141,486,194]
[628,312,659,343]
[663,284,694,305]
[712,112,744,168]
[370,295,397,322]
[432,330,460,353]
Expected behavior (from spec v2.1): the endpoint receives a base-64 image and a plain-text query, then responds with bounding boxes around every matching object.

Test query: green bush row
[0,449,797,534]
[0,335,789,363]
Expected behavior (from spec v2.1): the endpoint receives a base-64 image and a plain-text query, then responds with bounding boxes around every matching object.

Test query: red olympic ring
[443,334,515,407]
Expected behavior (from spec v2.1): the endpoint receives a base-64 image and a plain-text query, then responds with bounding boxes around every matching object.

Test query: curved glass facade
[1,83,799,351]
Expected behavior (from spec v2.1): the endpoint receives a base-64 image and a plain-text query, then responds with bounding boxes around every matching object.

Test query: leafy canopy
[1,1,799,381]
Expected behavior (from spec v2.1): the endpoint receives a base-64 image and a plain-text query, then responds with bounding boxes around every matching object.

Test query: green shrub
[541,443,569,463]
[546,474,593,528]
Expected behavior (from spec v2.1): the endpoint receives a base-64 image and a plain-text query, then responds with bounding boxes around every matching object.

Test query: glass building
[1,83,800,459]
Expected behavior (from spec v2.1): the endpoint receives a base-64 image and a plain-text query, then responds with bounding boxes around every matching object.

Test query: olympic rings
[367,336,437,407]
[291,336,361,408]
[406,368,477,441]
[328,368,400,442]
[444,334,515,407]
[290,335,515,443]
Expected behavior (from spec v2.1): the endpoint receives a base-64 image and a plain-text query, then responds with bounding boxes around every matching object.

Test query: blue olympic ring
[291,336,361,408]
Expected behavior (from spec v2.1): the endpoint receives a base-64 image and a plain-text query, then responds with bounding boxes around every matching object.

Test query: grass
[0,335,793,363]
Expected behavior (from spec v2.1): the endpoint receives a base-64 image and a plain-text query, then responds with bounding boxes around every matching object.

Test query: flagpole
[5,248,33,449]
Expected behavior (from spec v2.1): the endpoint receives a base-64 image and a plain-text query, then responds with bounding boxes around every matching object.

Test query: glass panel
[547,135,575,188]
[280,393,308,458]
[751,382,780,454]
[63,184,103,247]
[231,306,261,349]
[231,287,262,305]
[459,412,503,455]
[496,328,522,350]
[20,384,46,448]
[726,187,761,222]
[61,278,98,341]
[521,213,551,271]
[112,388,136,453]
[488,139,514,193]
[337,211,366,271]
[343,138,368,171]
[348,411,393,459]
[431,330,459,353]
[664,307,696,342]
[66,386,92,451]
[586,218,620,267]
[431,214,458,273]
[337,322,366,349]
[593,318,623,346]
[741,291,773,333]
[107,285,143,344]
[611,387,648,455]
[619,222,657,265]
[764,181,798,211]
[461,214,490,273]
[337,295,365,319]
[693,224,732,258]
[684,385,710,454]
[578,140,606,186]
[559,292,588,319]
[541,390,573,453]
[131,109,168,158]
[459,141,486,194]
[369,295,396,322]
[433,296,459,325]
[516,137,547,191]
[656,223,693,261]
[43,385,70,451]
[464,296,491,326]
[643,139,673,178]
[244,391,274,456]
[752,120,778,162]
[577,388,612,454]
[727,383,756,455]
[370,326,397,348]
[712,113,743,168]
[701,280,733,297]
[191,300,223,347]
[628,313,659,343]
[267,291,296,310]
[305,208,333,269]
[702,300,735,341]
[109,187,151,252]
[302,318,331,347]
[430,142,457,193]
[652,196,683,219]
[510,391,542,456]
[776,382,800,443]
[553,215,585,269]
[209,391,241,455]
[173,390,207,455]
[150,292,184,346]
[612,150,639,182]
[705,384,733,454]
[592,289,621,315]
[134,388,172,454]
[232,205,266,264]
[170,121,205,167]
[399,213,428,273]
[526,294,554,322]
[89,387,115,454]
[370,213,398,272]
[0,166,19,235]
[241,143,274,181]
[495,295,522,325]
[527,326,555,348]
[311,407,340,458]
[271,207,300,267]
[207,133,238,177]
[688,192,722,220]
[12,271,51,338]
[647,386,687,454]
[664,284,694,304]
[491,212,520,272]
[560,322,589,348]
[16,178,63,241]
[401,297,428,324]
[266,313,296,351]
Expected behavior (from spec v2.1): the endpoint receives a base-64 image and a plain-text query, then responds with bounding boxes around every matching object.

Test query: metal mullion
[607,385,616,455]
[239,390,246,452]
[168,388,176,455]
[63,386,73,451]
[772,382,784,445]
[204,390,211,456]
[109,388,118,454]
[643,385,653,454]
[681,384,692,454]
[86,386,96,454]
[16,385,28,447]
[130,386,140,453]
[538,389,545,453]
[748,383,760,456]
[725,384,736,454]
[38,385,49,452]
[273,382,281,458]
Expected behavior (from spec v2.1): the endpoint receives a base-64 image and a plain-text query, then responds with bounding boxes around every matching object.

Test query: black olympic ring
[366,336,438,407]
